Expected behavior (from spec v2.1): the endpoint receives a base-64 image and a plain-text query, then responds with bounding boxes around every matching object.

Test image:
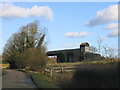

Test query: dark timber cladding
[47,48,80,63]
[47,42,101,63]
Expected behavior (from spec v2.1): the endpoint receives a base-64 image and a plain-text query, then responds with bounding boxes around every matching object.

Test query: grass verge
[17,69,60,88]
[31,73,60,88]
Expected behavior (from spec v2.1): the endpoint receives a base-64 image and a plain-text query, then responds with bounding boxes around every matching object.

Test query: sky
[0,2,119,56]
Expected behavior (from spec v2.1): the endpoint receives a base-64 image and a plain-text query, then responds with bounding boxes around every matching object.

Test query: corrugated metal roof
[47,48,80,56]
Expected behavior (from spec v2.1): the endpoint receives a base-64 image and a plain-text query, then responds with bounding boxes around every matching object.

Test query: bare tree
[108,48,115,58]
[102,46,109,57]
[89,46,98,53]
[102,46,116,58]
[97,37,103,54]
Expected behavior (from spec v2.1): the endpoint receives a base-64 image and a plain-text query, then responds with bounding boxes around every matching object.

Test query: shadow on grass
[53,63,119,88]
[72,64,118,88]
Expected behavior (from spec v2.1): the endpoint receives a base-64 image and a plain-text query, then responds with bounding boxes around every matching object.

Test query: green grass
[16,68,31,73]
[47,59,119,67]
[32,73,60,88]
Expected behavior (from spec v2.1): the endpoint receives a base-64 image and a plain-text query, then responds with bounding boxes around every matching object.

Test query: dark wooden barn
[47,42,101,63]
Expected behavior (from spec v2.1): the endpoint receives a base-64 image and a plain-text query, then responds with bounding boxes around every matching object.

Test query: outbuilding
[47,42,100,63]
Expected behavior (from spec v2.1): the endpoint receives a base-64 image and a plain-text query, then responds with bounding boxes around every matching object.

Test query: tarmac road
[2,69,36,88]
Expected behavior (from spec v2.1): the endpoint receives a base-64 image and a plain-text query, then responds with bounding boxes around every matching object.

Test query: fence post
[61,67,64,72]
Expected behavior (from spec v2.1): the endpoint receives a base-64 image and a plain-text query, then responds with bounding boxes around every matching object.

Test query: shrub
[25,47,48,72]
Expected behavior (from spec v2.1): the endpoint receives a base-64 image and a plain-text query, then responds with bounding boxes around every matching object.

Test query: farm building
[47,42,101,63]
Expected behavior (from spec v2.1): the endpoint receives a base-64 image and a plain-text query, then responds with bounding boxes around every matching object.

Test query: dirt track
[2,69,36,88]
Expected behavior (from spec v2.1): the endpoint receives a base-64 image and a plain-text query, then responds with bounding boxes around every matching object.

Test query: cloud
[104,23,118,29]
[104,23,118,38]
[0,3,53,20]
[86,4,118,26]
[107,29,118,37]
[64,32,92,38]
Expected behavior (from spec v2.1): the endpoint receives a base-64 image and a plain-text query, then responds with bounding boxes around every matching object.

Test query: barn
[47,42,101,63]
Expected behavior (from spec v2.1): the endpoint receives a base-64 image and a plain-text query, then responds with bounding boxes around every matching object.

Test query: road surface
[2,69,36,88]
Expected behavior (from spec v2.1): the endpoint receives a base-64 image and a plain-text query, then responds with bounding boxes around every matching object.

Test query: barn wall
[84,52,101,61]
[73,50,81,62]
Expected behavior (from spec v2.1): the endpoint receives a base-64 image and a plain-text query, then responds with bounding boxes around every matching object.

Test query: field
[47,58,119,67]
[0,59,10,69]
[51,63,119,88]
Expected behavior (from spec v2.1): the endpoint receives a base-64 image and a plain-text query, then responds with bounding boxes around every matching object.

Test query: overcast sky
[1,2,118,55]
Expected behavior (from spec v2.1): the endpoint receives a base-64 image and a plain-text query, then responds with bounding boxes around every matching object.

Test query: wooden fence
[45,66,77,77]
